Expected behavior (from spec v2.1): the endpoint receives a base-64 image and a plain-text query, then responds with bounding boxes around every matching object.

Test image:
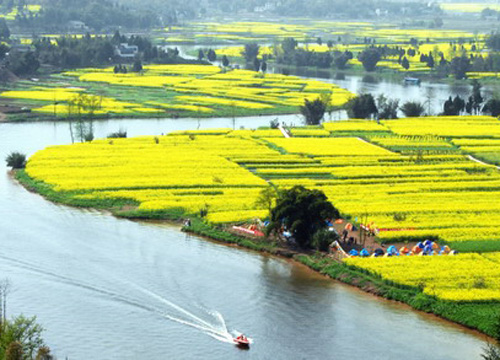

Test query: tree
[253,57,261,72]
[255,186,279,215]
[242,43,260,62]
[261,60,267,73]
[0,18,10,39]
[358,47,381,71]
[453,95,465,114]
[401,56,410,70]
[377,95,399,119]
[333,52,349,69]
[222,55,229,67]
[346,94,378,119]
[1,316,46,359]
[300,98,326,125]
[484,98,500,117]
[197,49,204,61]
[401,101,425,117]
[132,59,143,72]
[5,152,26,169]
[0,278,11,325]
[427,54,435,68]
[443,95,465,115]
[7,51,40,76]
[282,37,298,54]
[465,96,473,114]
[486,33,500,51]
[206,49,216,62]
[481,343,500,360]
[450,56,471,79]
[433,16,443,28]
[266,186,339,248]
[471,79,484,113]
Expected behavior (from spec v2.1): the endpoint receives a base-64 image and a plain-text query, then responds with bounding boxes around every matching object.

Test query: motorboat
[234,334,250,347]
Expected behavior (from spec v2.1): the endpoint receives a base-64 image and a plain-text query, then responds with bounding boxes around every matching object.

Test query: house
[254,2,276,12]
[114,43,139,58]
[67,20,89,32]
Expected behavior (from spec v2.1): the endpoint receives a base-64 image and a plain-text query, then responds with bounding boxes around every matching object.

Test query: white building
[114,43,139,58]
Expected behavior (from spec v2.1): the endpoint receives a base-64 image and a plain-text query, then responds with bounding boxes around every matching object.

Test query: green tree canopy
[401,56,410,70]
[450,56,471,80]
[484,98,500,117]
[0,18,10,39]
[346,94,377,119]
[486,33,500,51]
[300,98,326,125]
[0,315,46,360]
[358,47,381,72]
[266,186,339,248]
[242,43,260,62]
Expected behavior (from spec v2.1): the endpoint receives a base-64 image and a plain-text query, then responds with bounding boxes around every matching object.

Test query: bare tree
[0,278,12,329]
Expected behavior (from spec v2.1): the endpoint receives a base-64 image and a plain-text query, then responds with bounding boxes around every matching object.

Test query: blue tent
[360,248,370,257]
[387,245,399,256]
[423,240,433,247]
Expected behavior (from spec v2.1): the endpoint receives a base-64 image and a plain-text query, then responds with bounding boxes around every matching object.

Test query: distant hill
[118,0,437,20]
[15,0,158,31]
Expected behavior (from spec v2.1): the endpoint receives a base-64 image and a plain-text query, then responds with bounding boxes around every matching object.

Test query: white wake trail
[132,285,239,343]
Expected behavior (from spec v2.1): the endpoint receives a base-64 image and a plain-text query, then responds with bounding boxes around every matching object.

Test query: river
[178,44,498,117]
[0,117,490,359]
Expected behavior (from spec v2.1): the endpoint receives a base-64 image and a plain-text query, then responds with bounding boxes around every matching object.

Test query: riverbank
[13,168,500,341]
[0,107,301,123]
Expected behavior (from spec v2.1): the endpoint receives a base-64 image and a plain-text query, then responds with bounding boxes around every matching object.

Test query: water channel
[0,115,491,359]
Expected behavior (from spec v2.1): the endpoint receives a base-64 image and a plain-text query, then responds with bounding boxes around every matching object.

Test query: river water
[0,117,490,359]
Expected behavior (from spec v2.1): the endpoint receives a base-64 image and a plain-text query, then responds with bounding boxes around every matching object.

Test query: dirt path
[467,154,500,170]
[332,222,418,253]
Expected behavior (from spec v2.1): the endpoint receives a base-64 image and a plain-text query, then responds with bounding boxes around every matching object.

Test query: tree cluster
[7,32,204,76]
[272,0,434,18]
[266,186,340,249]
[274,37,352,69]
[14,0,158,31]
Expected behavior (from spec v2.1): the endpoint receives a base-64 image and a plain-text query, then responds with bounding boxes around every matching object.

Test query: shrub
[107,129,127,138]
[473,276,487,289]
[393,212,407,222]
[300,98,326,125]
[401,101,425,117]
[5,152,26,169]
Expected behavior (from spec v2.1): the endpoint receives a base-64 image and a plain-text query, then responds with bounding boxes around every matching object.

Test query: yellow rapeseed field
[25,116,500,302]
[1,65,353,115]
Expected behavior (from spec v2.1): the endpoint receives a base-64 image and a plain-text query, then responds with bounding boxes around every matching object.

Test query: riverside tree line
[298,78,499,126]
